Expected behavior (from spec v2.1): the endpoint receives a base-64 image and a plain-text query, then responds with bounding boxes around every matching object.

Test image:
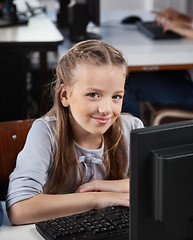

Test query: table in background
[99,10,193,72]
[0,0,64,121]
[60,10,193,72]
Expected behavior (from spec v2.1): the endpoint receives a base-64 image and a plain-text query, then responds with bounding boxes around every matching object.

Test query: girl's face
[60,64,126,144]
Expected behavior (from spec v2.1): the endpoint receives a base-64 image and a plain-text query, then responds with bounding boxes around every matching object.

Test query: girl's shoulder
[32,115,56,132]
[120,113,144,131]
[27,115,57,143]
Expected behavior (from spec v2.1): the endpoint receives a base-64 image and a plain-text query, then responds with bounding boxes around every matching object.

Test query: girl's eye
[89,93,99,98]
[112,95,122,100]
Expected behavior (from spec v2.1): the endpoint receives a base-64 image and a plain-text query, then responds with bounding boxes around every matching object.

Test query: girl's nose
[98,99,112,115]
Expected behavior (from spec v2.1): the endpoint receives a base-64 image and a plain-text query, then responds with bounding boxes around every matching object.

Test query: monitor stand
[0,16,28,27]
[68,3,101,42]
[70,31,101,43]
[86,32,101,40]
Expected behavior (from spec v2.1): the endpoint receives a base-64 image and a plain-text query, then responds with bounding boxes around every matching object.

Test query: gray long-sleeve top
[6,114,143,209]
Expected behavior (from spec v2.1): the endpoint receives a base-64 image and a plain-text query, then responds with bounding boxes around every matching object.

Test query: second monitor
[68,0,101,42]
[0,0,28,27]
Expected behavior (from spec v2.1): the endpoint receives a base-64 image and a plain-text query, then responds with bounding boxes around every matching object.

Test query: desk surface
[60,10,193,71]
[0,202,43,240]
[103,10,193,71]
[0,0,64,51]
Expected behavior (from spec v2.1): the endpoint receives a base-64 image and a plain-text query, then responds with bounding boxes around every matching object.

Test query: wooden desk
[0,1,63,121]
[61,10,193,72]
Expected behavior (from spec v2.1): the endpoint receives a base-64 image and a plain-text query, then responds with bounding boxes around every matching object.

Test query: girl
[6,40,143,225]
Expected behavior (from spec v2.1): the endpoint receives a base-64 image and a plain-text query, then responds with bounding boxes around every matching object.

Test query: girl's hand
[76,179,130,209]
[93,191,129,209]
[76,179,129,193]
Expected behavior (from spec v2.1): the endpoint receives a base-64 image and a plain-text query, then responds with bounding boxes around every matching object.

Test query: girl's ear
[60,84,70,107]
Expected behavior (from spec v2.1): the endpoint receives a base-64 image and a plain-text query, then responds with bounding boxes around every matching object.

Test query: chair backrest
[152,108,193,126]
[0,119,34,200]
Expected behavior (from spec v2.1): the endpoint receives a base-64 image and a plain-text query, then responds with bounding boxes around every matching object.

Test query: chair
[151,108,193,126]
[0,119,34,200]
[141,102,193,126]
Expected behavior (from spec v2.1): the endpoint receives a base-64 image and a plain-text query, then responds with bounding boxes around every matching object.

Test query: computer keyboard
[137,21,182,40]
[36,206,129,240]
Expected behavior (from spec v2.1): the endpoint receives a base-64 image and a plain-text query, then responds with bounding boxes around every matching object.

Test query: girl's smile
[91,116,111,125]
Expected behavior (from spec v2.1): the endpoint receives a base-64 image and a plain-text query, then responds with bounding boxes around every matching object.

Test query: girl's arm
[8,190,129,225]
[76,179,129,193]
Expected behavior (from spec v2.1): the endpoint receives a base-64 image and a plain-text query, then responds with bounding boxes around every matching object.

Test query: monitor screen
[130,120,193,240]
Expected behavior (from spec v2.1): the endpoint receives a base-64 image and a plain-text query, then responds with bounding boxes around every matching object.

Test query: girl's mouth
[92,117,110,124]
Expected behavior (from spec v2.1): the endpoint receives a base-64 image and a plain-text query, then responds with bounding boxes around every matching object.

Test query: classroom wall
[153,0,187,12]
[101,0,146,10]
[101,0,188,12]
[186,0,193,15]
[39,0,190,16]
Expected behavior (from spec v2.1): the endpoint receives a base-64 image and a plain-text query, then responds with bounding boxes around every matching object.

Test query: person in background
[6,40,143,225]
[122,7,193,118]
[154,7,193,38]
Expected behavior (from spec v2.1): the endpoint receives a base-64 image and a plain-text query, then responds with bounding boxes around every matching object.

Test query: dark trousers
[122,70,193,118]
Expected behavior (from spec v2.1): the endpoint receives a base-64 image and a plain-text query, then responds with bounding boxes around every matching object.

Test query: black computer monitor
[0,0,12,18]
[68,0,101,42]
[130,120,193,240]
[0,0,28,27]
[87,0,100,27]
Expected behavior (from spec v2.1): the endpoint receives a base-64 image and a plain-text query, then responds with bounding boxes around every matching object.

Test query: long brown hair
[47,40,128,193]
